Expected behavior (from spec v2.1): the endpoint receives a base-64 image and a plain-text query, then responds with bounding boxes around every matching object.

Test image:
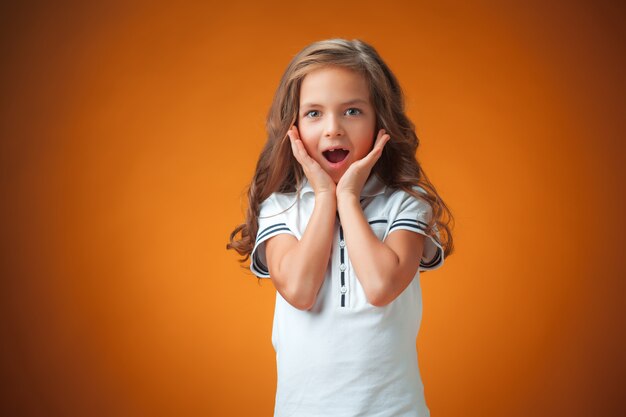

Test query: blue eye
[305,110,320,118]
[303,108,362,118]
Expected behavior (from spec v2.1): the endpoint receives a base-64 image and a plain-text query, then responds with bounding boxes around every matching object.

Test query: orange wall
[1,1,624,416]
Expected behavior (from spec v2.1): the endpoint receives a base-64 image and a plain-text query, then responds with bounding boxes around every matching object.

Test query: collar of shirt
[297,172,388,199]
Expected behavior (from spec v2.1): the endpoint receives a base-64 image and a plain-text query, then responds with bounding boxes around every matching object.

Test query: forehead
[299,66,370,105]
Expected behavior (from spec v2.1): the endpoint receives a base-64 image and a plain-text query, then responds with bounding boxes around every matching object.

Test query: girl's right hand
[287,125,336,196]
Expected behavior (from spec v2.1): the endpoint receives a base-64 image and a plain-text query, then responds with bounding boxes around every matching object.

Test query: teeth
[323,148,349,163]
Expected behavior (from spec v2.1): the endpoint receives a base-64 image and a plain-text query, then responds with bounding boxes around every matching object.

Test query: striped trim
[251,223,294,277]
[389,218,428,232]
[368,219,388,225]
[389,218,443,269]
[252,251,269,275]
[421,246,443,269]
[257,223,291,242]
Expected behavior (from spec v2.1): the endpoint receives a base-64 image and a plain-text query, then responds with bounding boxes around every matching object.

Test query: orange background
[1,1,624,416]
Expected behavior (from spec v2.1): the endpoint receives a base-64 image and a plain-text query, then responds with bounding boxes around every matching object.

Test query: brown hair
[227,38,455,282]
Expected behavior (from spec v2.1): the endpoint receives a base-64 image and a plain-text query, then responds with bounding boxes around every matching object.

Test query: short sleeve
[250,194,297,278]
[388,189,445,272]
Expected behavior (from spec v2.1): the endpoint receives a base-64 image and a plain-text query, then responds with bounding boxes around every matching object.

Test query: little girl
[228,38,454,417]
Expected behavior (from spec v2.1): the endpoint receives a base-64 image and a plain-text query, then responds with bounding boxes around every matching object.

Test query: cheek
[358,126,376,148]
[297,124,319,150]
[354,123,375,140]
[299,135,318,155]
[356,131,375,155]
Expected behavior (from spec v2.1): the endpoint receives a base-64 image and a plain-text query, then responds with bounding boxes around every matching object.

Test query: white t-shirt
[250,172,445,417]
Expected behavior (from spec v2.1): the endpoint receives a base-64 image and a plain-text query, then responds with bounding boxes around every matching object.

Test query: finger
[288,128,318,172]
[291,125,301,139]
[289,127,311,162]
[288,125,301,142]
[290,130,304,159]
[375,130,390,153]
[288,129,305,166]
[375,129,391,149]
[363,131,390,166]
[295,139,317,167]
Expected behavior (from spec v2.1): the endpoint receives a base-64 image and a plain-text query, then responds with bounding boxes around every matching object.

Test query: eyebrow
[300,98,369,108]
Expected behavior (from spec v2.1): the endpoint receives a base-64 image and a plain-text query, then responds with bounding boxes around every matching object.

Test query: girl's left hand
[336,129,391,202]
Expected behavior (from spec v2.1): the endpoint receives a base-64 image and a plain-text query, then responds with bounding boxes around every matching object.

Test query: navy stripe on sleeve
[252,223,294,277]
[421,246,443,268]
[389,218,428,231]
[253,251,269,275]
[389,218,443,269]
[258,223,291,242]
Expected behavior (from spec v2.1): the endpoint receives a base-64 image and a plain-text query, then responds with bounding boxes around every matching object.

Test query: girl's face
[297,66,377,184]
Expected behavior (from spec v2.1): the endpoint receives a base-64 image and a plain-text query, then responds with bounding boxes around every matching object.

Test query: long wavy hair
[227,38,455,281]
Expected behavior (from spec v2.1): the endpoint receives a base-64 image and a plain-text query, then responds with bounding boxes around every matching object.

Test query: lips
[323,148,349,163]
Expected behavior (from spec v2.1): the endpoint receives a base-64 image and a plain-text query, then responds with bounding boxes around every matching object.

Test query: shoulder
[259,191,299,218]
[377,186,434,227]
[379,185,429,207]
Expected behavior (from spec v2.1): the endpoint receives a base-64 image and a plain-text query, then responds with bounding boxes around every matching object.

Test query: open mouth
[323,148,349,163]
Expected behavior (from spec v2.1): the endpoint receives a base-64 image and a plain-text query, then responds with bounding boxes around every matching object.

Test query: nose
[323,113,344,137]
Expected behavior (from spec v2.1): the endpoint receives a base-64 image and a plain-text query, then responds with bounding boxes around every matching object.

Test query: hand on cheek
[287,125,337,196]
[336,129,390,201]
